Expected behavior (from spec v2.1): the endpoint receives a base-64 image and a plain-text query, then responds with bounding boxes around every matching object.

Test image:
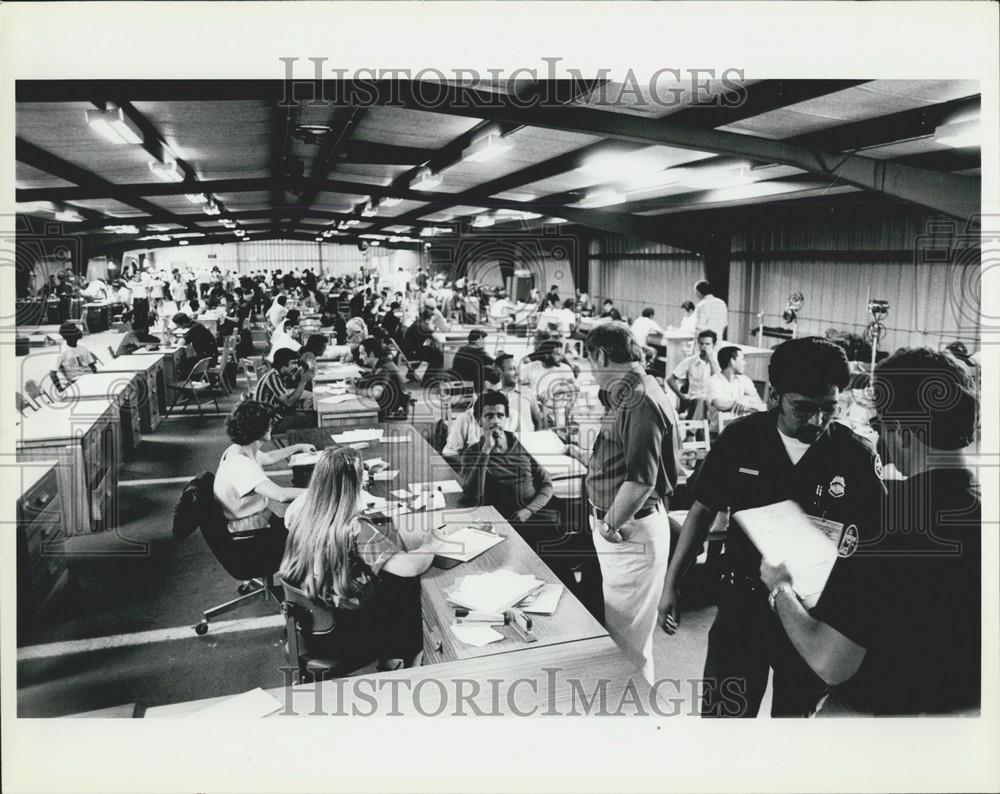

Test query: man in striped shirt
[253,347,317,430]
[693,280,729,340]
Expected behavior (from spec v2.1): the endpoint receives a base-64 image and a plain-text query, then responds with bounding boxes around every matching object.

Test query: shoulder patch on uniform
[838,524,859,558]
[874,453,884,480]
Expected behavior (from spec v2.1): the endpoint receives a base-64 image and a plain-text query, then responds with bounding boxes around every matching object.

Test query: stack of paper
[516,582,564,615]
[318,394,356,406]
[332,428,384,444]
[446,570,545,613]
[430,525,505,563]
[733,500,839,609]
[520,431,586,480]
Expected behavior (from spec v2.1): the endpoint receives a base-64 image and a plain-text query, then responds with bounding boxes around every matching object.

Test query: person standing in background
[693,280,728,339]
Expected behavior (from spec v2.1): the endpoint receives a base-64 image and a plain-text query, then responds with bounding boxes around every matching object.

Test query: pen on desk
[454,609,507,623]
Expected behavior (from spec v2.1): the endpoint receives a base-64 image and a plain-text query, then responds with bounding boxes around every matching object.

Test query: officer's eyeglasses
[782,395,841,421]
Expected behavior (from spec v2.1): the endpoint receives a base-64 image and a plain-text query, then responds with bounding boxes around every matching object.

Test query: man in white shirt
[423,296,451,332]
[693,280,729,339]
[267,295,288,330]
[490,291,515,322]
[268,310,302,362]
[630,307,665,345]
[706,345,765,432]
[668,329,720,417]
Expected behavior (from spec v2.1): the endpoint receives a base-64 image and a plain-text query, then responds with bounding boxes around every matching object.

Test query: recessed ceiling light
[84,104,144,145]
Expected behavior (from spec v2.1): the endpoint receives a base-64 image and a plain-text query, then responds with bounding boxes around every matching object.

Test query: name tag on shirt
[738,467,759,476]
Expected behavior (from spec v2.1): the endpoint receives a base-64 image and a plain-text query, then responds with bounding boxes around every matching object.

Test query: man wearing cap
[451,329,495,393]
[575,322,681,684]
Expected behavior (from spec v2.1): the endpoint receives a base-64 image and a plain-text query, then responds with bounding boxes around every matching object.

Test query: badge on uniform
[827,475,846,498]
[874,454,884,480]
[838,524,859,557]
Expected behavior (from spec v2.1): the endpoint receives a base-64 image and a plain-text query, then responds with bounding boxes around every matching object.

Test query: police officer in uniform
[659,336,884,717]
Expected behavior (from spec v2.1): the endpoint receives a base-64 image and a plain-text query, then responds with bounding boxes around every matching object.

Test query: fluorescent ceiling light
[471,214,495,228]
[463,133,514,163]
[202,201,221,216]
[362,201,378,217]
[149,158,183,183]
[381,196,402,207]
[54,210,84,222]
[576,190,627,208]
[315,236,324,242]
[546,217,568,224]
[107,224,140,234]
[578,149,664,182]
[623,168,687,195]
[934,118,980,148]
[185,193,209,204]
[179,240,189,246]
[84,104,144,145]
[369,240,381,247]
[411,167,442,191]
[345,219,361,227]
[420,227,435,237]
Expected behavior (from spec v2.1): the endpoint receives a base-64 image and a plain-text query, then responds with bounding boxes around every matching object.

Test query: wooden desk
[52,372,143,461]
[143,637,653,718]
[17,461,68,640]
[316,394,380,430]
[130,344,187,389]
[283,425,609,664]
[16,400,120,536]
[97,353,167,432]
[314,362,363,382]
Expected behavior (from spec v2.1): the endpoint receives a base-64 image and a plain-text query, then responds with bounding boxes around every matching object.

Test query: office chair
[280,581,373,683]
[167,357,222,415]
[176,472,287,635]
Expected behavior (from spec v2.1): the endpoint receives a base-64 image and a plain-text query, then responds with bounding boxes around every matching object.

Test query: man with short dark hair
[253,347,316,430]
[629,306,664,344]
[172,312,217,362]
[660,336,884,717]
[357,337,411,420]
[402,307,445,385]
[451,329,495,393]
[707,345,765,432]
[599,299,622,321]
[668,329,719,417]
[577,322,681,683]
[458,391,570,583]
[761,347,981,716]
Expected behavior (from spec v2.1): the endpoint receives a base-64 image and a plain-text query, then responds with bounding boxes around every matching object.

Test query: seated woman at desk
[214,400,315,534]
[278,447,438,670]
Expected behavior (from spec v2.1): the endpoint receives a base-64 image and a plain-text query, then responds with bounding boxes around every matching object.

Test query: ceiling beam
[15,139,204,233]
[380,82,980,219]
[270,101,296,233]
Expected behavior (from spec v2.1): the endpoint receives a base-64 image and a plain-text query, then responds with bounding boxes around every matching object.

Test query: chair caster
[237,582,254,595]
[194,621,209,635]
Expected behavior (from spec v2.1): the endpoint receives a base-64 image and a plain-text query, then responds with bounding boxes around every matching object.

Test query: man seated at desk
[707,345,765,432]
[667,329,719,419]
[451,329,495,393]
[172,312,218,365]
[630,307,665,346]
[356,337,411,420]
[253,347,317,430]
[458,391,572,584]
[402,308,445,385]
[422,296,451,332]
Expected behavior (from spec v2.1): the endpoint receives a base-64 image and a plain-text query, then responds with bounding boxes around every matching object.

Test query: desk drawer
[19,471,60,524]
[24,500,65,562]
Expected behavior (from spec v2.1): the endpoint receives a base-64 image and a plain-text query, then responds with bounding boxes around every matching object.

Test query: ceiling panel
[329,162,407,185]
[353,105,483,148]
[16,162,76,189]
[572,76,762,118]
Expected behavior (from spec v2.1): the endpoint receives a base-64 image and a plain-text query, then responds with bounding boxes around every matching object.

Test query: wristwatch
[769,582,796,612]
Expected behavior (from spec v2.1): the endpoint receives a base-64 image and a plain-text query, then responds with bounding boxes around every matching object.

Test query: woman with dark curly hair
[213,400,316,534]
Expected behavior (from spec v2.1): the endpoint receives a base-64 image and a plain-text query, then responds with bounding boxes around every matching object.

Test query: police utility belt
[588,502,660,523]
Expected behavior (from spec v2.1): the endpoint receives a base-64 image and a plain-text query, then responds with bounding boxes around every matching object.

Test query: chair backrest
[183,471,287,580]
[678,419,711,453]
[15,392,36,415]
[48,369,65,394]
[281,580,338,635]
[24,379,52,405]
[186,357,213,383]
[440,380,476,421]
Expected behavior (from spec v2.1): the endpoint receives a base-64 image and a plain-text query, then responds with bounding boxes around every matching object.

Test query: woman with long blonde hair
[279,446,436,669]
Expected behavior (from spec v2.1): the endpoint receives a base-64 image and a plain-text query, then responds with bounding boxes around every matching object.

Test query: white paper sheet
[517,582,564,615]
[446,570,545,613]
[288,452,321,467]
[188,688,282,719]
[408,479,463,495]
[450,623,505,647]
[372,469,399,482]
[429,526,505,562]
[391,488,414,499]
[332,428,384,443]
[732,500,840,609]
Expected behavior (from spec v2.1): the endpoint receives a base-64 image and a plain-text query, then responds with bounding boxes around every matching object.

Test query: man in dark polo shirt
[451,329,495,393]
[172,312,218,365]
[579,322,681,684]
[357,337,411,420]
[760,347,981,716]
[458,391,571,585]
[659,336,884,717]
